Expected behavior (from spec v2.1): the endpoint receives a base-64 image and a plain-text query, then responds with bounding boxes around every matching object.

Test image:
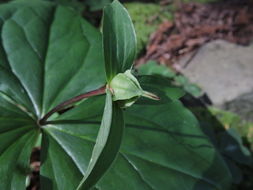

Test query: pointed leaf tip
[102,0,137,81]
[77,90,124,189]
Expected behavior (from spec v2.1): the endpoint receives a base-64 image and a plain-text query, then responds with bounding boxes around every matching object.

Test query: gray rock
[181,40,253,106]
[222,90,253,122]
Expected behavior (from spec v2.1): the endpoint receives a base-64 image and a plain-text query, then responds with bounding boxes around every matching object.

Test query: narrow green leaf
[77,90,124,190]
[102,0,137,81]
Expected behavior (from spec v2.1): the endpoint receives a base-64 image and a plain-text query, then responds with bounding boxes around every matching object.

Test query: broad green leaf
[0,0,55,116]
[77,90,124,190]
[0,95,39,190]
[181,106,252,185]
[138,61,202,97]
[41,5,105,115]
[138,60,176,78]
[52,95,232,190]
[218,128,252,165]
[137,75,185,105]
[102,0,137,81]
[0,1,232,189]
[117,102,232,190]
[0,0,105,117]
[0,1,105,189]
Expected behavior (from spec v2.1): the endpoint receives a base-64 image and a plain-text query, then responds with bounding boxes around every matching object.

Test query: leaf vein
[121,153,155,190]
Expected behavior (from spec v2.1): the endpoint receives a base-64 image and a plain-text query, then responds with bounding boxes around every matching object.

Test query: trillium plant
[0,0,237,189]
[77,1,160,189]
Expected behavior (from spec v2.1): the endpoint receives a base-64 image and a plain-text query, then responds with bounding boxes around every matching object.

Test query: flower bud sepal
[108,70,159,108]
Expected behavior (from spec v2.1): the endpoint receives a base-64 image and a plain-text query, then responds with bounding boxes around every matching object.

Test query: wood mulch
[137,0,253,70]
[27,147,40,190]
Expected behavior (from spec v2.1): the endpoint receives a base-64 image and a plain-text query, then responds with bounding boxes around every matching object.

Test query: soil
[27,147,40,190]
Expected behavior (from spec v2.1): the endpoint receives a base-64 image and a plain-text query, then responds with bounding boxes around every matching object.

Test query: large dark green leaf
[138,60,202,97]
[0,1,105,189]
[137,75,185,105]
[52,95,232,190]
[102,0,137,81]
[0,95,39,190]
[0,1,232,190]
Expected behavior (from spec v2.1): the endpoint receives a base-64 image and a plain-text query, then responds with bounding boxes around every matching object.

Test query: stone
[181,40,253,106]
[222,90,253,122]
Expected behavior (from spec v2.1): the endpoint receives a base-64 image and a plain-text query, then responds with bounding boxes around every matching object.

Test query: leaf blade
[102,0,137,81]
[0,2,106,189]
[42,6,105,114]
[52,95,232,190]
[77,90,124,190]
[1,2,55,116]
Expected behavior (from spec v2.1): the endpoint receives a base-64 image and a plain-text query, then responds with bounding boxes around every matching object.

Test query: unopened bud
[109,70,159,108]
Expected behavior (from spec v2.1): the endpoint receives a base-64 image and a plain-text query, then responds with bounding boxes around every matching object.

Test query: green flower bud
[109,70,159,108]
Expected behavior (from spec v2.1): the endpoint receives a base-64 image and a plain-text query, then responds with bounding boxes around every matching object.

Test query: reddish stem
[39,85,106,125]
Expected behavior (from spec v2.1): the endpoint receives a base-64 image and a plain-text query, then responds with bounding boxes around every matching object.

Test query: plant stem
[39,85,106,125]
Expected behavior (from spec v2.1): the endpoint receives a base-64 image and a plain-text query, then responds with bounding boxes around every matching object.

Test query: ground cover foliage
[0,0,252,189]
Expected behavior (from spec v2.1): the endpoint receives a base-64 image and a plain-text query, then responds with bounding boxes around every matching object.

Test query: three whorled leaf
[0,0,105,189]
[78,1,136,188]
[0,0,232,190]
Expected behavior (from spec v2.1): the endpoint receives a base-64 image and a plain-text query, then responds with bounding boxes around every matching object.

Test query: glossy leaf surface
[0,95,39,190]
[77,91,124,190]
[0,1,232,190]
[51,94,232,190]
[0,1,105,189]
[102,0,137,81]
[137,75,185,105]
